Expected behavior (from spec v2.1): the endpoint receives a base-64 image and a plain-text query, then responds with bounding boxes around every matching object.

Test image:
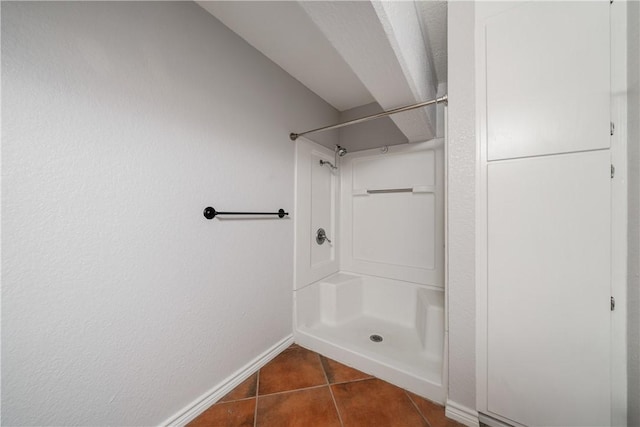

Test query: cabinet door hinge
[611,164,615,179]
[611,296,615,311]
[610,122,615,135]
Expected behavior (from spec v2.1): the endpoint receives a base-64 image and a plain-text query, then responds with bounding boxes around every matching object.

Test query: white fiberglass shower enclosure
[294,137,446,402]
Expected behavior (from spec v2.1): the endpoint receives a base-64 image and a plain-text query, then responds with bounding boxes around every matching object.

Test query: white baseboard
[446,399,480,427]
[478,412,517,427]
[161,335,294,426]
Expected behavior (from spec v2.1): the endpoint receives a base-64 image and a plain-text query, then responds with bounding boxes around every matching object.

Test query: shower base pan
[295,272,445,403]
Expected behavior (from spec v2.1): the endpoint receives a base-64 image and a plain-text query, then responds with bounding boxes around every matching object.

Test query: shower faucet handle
[316,228,332,245]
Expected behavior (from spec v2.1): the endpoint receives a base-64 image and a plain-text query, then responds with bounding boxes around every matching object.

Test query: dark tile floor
[188,344,464,427]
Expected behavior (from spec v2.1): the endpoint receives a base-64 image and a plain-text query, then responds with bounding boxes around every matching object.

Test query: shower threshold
[296,315,444,403]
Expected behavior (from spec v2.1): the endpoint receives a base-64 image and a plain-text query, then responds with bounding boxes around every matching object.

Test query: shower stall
[293,136,446,403]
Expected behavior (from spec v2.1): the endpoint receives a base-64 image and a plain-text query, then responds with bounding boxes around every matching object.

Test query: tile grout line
[331,376,374,386]
[256,375,373,398]
[255,375,374,399]
[318,354,345,427]
[327,383,345,427]
[254,370,260,427]
[404,390,432,427]
[218,396,256,404]
[260,382,330,397]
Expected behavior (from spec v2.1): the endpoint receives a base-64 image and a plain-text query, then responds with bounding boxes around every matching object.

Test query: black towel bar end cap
[203,207,216,219]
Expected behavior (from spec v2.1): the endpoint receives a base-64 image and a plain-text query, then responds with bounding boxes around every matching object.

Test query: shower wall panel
[340,141,444,287]
[295,138,339,289]
[310,151,336,267]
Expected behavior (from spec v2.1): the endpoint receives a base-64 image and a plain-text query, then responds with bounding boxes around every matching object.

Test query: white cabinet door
[487,150,611,426]
[486,2,610,161]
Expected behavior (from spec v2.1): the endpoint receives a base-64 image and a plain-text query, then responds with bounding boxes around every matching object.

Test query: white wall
[337,97,447,154]
[446,1,477,412]
[1,2,338,425]
[628,1,640,425]
[339,103,408,152]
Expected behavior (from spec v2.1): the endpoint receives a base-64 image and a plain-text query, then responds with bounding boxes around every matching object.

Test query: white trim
[475,2,494,415]
[442,104,450,412]
[445,400,480,427]
[161,335,294,427]
[478,412,515,427]
[610,1,629,424]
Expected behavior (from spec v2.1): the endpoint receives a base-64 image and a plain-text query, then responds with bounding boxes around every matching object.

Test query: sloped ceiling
[197,1,374,111]
[197,0,447,143]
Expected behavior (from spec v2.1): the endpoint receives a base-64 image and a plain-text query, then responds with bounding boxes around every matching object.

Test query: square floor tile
[256,386,341,427]
[319,355,373,384]
[187,399,255,427]
[331,378,428,427]
[219,373,258,403]
[259,346,327,395]
[406,392,465,427]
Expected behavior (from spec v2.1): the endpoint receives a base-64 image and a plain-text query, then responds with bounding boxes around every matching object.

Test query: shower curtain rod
[289,94,447,141]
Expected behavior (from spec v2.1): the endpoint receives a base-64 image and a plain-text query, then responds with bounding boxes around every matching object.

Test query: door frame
[474,2,628,425]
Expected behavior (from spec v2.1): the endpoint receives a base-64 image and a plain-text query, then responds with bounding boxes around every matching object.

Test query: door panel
[486,2,610,161]
[487,150,611,426]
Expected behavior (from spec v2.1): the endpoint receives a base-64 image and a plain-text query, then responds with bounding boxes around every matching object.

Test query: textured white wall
[628,1,640,425]
[1,2,338,425]
[445,1,476,411]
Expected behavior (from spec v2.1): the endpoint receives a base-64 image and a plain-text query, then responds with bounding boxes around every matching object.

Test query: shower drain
[369,334,383,343]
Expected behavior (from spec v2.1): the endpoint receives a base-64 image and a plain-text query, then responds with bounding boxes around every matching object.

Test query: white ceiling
[197,1,447,113]
[197,1,375,111]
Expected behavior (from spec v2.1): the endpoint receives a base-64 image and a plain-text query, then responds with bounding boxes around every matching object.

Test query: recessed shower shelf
[352,186,435,196]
